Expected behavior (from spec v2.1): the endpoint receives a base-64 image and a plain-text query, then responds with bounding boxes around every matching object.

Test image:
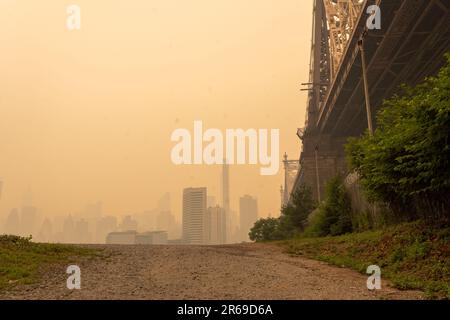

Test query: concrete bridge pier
[299,134,348,202]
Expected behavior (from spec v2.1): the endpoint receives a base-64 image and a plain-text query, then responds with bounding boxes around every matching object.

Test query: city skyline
[0,0,312,223]
[0,179,262,244]
[0,139,270,244]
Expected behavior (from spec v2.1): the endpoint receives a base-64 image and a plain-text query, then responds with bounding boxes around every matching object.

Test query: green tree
[279,185,317,237]
[314,176,353,236]
[346,53,450,219]
[249,218,283,242]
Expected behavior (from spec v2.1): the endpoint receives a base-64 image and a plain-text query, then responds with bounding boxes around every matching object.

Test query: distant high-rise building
[239,195,258,242]
[20,206,37,236]
[158,193,171,212]
[222,161,233,243]
[37,219,53,243]
[207,196,217,208]
[4,209,20,236]
[205,206,226,245]
[120,215,138,231]
[156,210,179,239]
[63,215,75,243]
[182,187,207,245]
[228,209,240,243]
[75,219,91,243]
[222,162,230,216]
[96,216,117,243]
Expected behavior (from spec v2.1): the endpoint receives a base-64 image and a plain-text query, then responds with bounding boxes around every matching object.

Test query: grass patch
[284,221,450,299]
[0,235,99,290]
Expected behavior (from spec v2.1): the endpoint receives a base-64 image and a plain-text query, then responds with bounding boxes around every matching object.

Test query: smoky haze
[0,0,312,243]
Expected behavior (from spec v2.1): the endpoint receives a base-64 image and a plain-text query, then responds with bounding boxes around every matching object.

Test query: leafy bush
[0,235,32,245]
[249,218,283,242]
[286,221,450,299]
[249,185,317,241]
[279,185,317,237]
[346,53,450,220]
[305,176,353,237]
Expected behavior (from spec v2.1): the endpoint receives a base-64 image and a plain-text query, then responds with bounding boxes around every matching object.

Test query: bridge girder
[294,0,450,203]
[324,0,364,78]
[306,0,364,131]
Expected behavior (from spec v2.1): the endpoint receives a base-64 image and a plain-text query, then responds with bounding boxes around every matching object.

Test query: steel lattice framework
[294,0,450,203]
[324,0,364,77]
[304,0,364,132]
[282,154,300,207]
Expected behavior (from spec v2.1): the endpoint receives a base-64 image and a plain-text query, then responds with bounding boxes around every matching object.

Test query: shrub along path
[286,221,449,299]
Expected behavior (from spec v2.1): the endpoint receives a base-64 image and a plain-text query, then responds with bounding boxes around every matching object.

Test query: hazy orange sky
[0,0,312,221]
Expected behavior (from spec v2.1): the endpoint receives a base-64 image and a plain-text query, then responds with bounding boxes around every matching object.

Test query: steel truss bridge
[288,0,450,203]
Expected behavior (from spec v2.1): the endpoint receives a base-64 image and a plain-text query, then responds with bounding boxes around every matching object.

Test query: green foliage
[346,53,450,219]
[249,185,316,241]
[279,185,317,237]
[248,218,283,242]
[286,221,450,299]
[0,235,98,290]
[305,176,353,237]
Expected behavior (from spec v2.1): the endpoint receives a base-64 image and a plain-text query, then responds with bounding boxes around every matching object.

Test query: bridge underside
[296,0,450,201]
[319,0,450,137]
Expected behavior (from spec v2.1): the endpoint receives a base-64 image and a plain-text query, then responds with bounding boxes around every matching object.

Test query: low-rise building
[106,230,168,245]
[106,231,137,244]
[135,231,168,245]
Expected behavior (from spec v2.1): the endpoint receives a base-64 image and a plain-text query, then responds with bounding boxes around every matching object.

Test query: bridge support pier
[299,134,348,202]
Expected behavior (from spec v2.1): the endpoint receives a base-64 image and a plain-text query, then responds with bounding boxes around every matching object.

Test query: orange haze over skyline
[0,0,312,221]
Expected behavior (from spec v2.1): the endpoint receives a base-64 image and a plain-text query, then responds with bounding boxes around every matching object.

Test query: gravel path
[0,243,423,300]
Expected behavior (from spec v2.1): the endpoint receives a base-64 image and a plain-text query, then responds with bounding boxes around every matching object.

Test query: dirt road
[0,243,423,300]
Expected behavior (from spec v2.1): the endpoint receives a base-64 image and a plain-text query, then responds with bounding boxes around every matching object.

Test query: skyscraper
[205,206,226,245]
[156,210,179,239]
[75,219,91,243]
[222,161,232,243]
[222,161,230,216]
[4,209,20,236]
[182,187,207,245]
[63,215,75,243]
[239,195,258,242]
[38,219,53,243]
[207,196,217,208]
[20,206,37,237]
[95,215,117,243]
[120,215,138,231]
[158,193,171,212]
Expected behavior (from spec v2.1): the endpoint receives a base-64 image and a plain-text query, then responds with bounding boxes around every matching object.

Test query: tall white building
[182,187,207,245]
[205,206,226,245]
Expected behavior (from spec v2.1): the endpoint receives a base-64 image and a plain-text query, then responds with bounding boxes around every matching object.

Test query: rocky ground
[0,243,423,300]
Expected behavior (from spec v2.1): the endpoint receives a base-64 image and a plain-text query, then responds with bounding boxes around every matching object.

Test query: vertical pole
[283,153,289,205]
[314,146,321,203]
[359,38,374,135]
[222,159,230,244]
[280,185,284,211]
